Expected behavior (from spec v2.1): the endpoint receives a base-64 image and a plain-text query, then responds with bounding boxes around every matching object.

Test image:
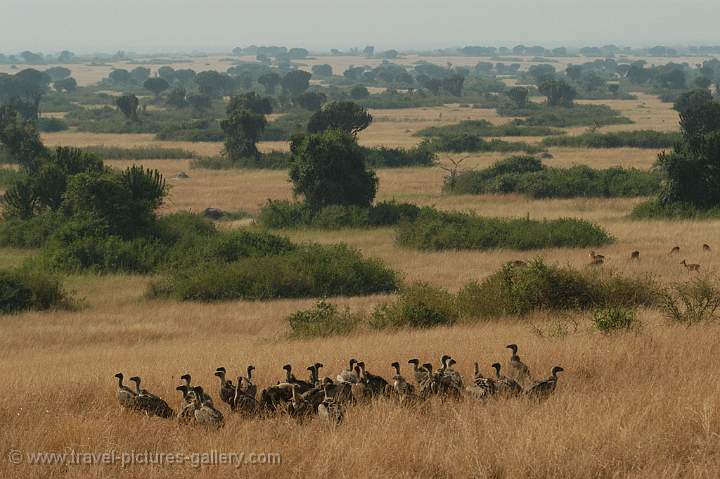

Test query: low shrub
[38,118,69,133]
[81,146,198,160]
[397,209,613,251]
[630,200,720,220]
[191,151,291,170]
[498,104,632,127]
[257,200,421,229]
[287,300,361,338]
[448,156,660,198]
[0,212,64,248]
[417,120,563,138]
[0,168,24,188]
[369,282,458,330]
[542,130,681,149]
[593,307,640,334]
[363,146,437,168]
[150,244,399,301]
[0,268,72,313]
[658,278,720,325]
[456,259,656,318]
[420,135,544,154]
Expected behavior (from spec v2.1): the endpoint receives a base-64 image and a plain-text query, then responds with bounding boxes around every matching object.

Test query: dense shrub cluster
[416,119,563,138]
[456,260,656,318]
[397,209,613,251]
[497,104,632,127]
[81,146,198,160]
[287,300,361,338]
[419,135,544,154]
[630,200,720,220]
[542,130,681,149]
[369,282,458,330]
[658,277,720,324]
[0,268,71,314]
[150,244,399,301]
[257,200,421,229]
[447,156,660,198]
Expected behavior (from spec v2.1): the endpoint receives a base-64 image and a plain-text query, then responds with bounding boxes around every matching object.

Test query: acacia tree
[221,108,267,160]
[506,87,529,108]
[307,102,372,136]
[538,79,577,107]
[281,70,311,97]
[143,77,170,98]
[116,94,139,121]
[288,129,378,210]
[258,72,281,95]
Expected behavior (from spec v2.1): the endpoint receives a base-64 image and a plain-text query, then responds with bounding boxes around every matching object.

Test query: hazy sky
[1,0,718,54]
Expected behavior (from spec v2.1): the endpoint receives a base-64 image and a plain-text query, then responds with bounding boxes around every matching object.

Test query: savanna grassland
[2,53,720,479]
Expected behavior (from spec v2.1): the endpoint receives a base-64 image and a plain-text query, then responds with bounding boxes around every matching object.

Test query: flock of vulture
[113,344,564,428]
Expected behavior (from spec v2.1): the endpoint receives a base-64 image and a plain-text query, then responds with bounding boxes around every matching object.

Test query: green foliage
[593,307,640,334]
[397,209,613,251]
[417,120,562,138]
[0,105,47,170]
[37,117,68,132]
[420,135,544,154]
[363,145,437,168]
[115,94,139,121]
[0,268,71,314]
[287,300,360,338]
[80,145,198,160]
[542,130,681,148]
[658,277,720,325]
[0,167,22,187]
[448,156,660,198]
[538,79,577,106]
[307,101,372,135]
[221,107,267,161]
[498,103,632,128]
[288,129,378,210]
[369,282,458,330]
[257,200,421,229]
[143,77,170,97]
[150,244,399,301]
[456,259,656,318]
[191,151,290,170]
[630,199,720,219]
[0,212,62,248]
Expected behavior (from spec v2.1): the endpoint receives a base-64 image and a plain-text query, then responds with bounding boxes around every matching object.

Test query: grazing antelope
[589,251,605,261]
[703,244,711,252]
[681,260,700,272]
[630,250,640,260]
[669,246,680,255]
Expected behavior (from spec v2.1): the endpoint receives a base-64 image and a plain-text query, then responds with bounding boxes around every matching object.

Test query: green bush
[397,209,613,251]
[191,151,290,170]
[369,282,458,330]
[420,135,544,154]
[0,212,64,248]
[448,156,660,198]
[498,104,632,127]
[630,200,720,220]
[37,117,69,133]
[542,130,681,149]
[363,145,437,168]
[0,268,71,314]
[593,307,640,334]
[287,300,360,338]
[257,200,421,229]
[150,244,399,301]
[658,278,720,325]
[81,145,198,160]
[456,259,656,318]
[417,120,563,138]
[0,168,22,188]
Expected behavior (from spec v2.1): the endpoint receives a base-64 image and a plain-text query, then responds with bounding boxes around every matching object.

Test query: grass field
[3,52,720,477]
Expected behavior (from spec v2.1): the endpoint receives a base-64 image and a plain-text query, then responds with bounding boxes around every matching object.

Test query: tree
[53,77,77,93]
[258,72,281,95]
[506,87,529,108]
[282,70,312,97]
[0,105,46,171]
[195,70,233,98]
[143,77,170,98]
[166,87,188,108]
[227,92,273,115]
[288,48,309,59]
[656,92,720,209]
[115,94,139,121]
[174,69,196,84]
[158,66,176,82]
[441,75,465,97]
[108,69,131,84]
[288,129,378,210]
[566,65,583,82]
[363,46,375,57]
[307,102,372,136]
[538,79,577,107]
[311,64,333,77]
[418,75,442,95]
[221,108,267,161]
[45,66,71,81]
[296,91,327,111]
[57,50,75,63]
[695,76,713,90]
[187,94,212,112]
[382,50,399,59]
[130,67,151,83]
[350,85,370,100]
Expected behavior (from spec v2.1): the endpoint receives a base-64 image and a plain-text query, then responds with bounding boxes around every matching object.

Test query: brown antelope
[681,260,700,272]
[703,244,711,252]
[630,251,640,260]
[669,246,680,255]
